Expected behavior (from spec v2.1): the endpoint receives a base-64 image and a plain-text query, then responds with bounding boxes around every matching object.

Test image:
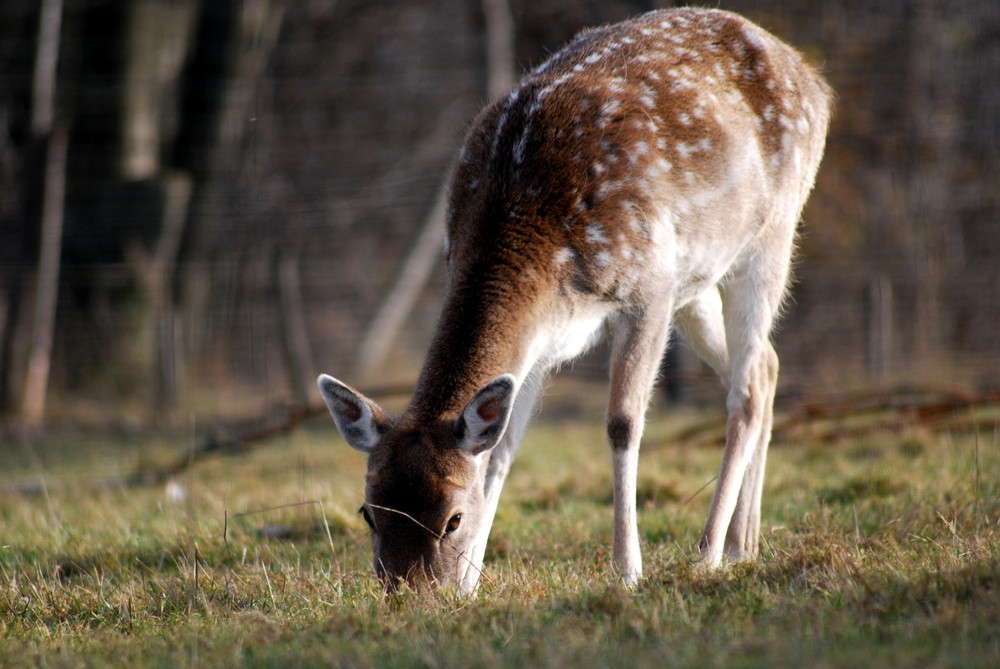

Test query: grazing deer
[319,7,832,594]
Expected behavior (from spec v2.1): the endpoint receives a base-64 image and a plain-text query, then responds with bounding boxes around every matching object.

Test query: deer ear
[456,374,517,456]
[317,374,386,453]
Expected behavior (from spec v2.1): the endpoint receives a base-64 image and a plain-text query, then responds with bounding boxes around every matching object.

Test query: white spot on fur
[652,157,672,174]
[553,72,573,88]
[601,99,622,118]
[533,59,552,76]
[586,223,609,245]
[513,126,530,164]
[554,247,575,266]
[491,89,521,157]
[742,25,768,50]
[597,179,622,199]
[781,132,794,155]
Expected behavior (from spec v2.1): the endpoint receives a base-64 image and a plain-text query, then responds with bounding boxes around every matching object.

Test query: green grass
[1,408,999,668]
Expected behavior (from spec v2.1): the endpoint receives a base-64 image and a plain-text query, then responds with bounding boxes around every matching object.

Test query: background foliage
[1,0,998,426]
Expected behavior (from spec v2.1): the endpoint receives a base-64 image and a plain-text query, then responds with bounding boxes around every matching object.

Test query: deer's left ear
[455,374,517,456]
[317,374,387,453]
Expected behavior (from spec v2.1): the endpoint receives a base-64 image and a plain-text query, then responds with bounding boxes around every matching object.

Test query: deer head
[318,373,516,591]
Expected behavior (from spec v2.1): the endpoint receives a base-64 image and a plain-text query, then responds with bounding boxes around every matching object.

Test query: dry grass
[1,408,998,668]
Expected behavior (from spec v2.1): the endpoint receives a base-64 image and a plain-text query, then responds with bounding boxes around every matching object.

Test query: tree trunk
[150,173,192,420]
[20,125,68,426]
[354,180,449,382]
[276,249,315,406]
[31,0,62,137]
[867,274,894,380]
[482,0,515,99]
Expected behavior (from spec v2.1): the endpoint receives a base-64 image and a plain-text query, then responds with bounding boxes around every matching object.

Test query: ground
[1,398,998,667]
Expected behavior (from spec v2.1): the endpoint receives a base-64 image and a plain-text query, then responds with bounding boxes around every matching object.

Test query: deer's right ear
[456,374,517,457]
[317,374,386,453]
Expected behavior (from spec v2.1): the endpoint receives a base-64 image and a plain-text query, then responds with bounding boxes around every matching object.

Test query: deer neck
[407,263,550,422]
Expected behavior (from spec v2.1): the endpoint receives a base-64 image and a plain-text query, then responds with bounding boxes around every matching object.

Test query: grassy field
[1,401,998,668]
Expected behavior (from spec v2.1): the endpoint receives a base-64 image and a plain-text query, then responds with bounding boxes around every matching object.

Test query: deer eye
[359,505,375,531]
[444,513,462,535]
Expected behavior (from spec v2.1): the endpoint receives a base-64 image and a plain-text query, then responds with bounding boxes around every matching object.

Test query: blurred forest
[1,0,998,428]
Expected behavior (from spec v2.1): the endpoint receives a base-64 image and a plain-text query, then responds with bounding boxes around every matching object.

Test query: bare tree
[276,246,316,406]
[20,125,67,426]
[482,0,516,99]
[19,0,64,426]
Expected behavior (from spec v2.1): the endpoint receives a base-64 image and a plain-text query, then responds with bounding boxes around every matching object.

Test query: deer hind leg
[677,288,768,561]
[724,342,778,561]
[674,286,731,385]
[698,255,788,567]
[606,299,674,587]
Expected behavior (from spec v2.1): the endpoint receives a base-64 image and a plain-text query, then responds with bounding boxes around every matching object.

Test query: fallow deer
[319,7,833,595]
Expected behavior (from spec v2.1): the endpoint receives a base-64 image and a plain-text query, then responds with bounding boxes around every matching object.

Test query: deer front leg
[457,377,543,596]
[607,302,673,587]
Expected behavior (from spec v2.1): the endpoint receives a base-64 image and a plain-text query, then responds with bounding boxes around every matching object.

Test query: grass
[1,405,999,668]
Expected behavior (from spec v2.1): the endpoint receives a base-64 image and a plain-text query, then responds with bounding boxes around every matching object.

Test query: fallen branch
[126,403,327,486]
[667,384,1000,448]
[128,381,416,486]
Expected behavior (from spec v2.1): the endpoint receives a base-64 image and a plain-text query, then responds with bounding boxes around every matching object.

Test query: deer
[318,7,833,595]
